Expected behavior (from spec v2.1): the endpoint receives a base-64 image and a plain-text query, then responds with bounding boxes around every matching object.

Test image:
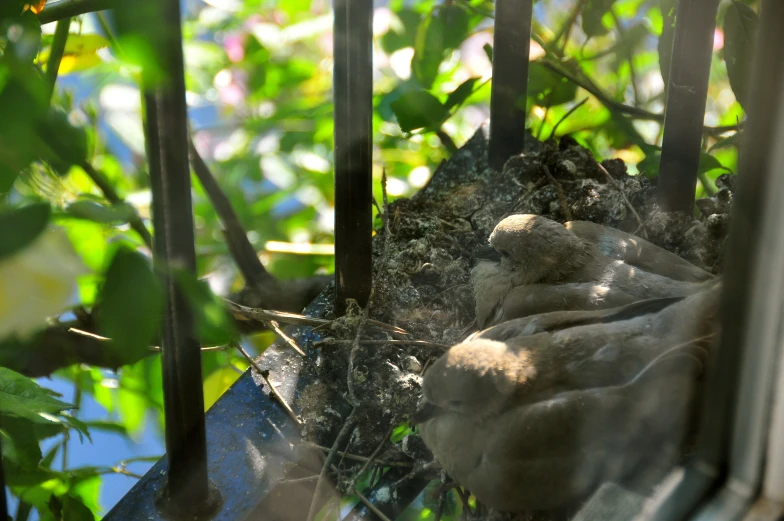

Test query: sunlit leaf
[173,269,237,346]
[444,77,480,110]
[0,416,43,466]
[528,62,577,107]
[203,366,242,410]
[0,367,72,423]
[0,202,50,260]
[390,90,448,132]
[724,1,758,109]
[65,201,136,224]
[96,248,163,366]
[412,11,445,89]
[582,0,615,38]
[26,1,46,14]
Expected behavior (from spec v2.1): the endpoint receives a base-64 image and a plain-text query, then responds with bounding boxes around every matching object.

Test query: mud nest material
[289,126,732,514]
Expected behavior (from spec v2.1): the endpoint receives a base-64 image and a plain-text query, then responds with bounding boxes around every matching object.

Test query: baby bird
[473,214,715,328]
[414,287,718,511]
[415,352,701,512]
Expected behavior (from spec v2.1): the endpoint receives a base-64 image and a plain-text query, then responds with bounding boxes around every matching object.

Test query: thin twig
[542,165,573,220]
[548,97,588,140]
[595,162,647,238]
[353,487,393,521]
[226,300,407,335]
[306,409,357,521]
[390,460,439,488]
[46,18,72,100]
[314,339,450,350]
[436,129,458,155]
[232,341,301,427]
[302,442,412,468]
[455,487,474,518]
[346,423,396,490]
[264,320,306,356]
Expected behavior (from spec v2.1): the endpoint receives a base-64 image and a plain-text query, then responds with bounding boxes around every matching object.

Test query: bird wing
[566,220,714,282]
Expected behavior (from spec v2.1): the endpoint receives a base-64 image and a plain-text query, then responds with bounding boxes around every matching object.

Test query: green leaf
[528,62,578,107]
[483,43,493,63]
[0,367,72,423]
[380,9,421,54]
[203,366,242,410]
[173,269,237,346]
[37,108,89,175]
[65,200,136,224]
[698,152,730,174]
[444,77,480,110]
[412,11,446,89]
[582,0,615,38]
[440,5,471,50]
[723,1,758,109]
[49,493,96,521]
[390,90,449,132]
[657,0,677,88]
[0,202,50,260]
[97,248,163,366]
[0,416,43,467]
[709,132,743,152]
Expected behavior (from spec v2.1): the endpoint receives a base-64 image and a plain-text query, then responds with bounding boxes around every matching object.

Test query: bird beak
[412,400,445,424]
[474,244,501,262]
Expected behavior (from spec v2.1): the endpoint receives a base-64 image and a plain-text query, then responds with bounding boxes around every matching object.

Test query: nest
[288,126,731,518]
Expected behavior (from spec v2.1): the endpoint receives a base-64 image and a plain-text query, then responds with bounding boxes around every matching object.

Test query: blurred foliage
[0,0,757,518]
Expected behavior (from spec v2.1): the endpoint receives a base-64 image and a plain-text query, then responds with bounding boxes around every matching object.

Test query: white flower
[0,227,87,340]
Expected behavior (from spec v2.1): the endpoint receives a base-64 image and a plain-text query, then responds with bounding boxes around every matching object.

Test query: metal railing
[13,0,778,520]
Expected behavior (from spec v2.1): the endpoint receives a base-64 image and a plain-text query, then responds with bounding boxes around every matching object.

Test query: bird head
[414,339,536,423]
[489,214,592,283]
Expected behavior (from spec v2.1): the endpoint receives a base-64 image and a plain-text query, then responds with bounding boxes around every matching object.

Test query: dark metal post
[656,0,720,213]
[333,0,373,310]
[140,0,215,514]
[649,0,784,519]
[489,0,533,170]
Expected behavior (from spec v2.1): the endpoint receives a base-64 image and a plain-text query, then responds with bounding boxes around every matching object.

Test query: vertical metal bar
[139,0,213,513]
[656,0,720,213]
[648,0,784,519]
[489,0,533,170]
[333,0,373,310]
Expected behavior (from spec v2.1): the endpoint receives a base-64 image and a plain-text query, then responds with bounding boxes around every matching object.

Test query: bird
[472,214,716,328]
[413,287,718,511]
[414,352,701,512]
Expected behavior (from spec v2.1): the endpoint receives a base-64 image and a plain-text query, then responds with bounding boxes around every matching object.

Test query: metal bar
[140,0,212,513]
[333,0,373,311]
[39,0,117,24]
[489,0,532,170]
[656,0,720,213]
[646,1,784,519]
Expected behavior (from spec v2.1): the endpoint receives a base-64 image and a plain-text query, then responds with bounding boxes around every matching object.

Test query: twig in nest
[314,339,450,350]
[455,487,475,518]
[391,460,439,488]
[306,409,358,521]
[68,328,229,353]
[345,423,397,491]
[232,341,301,427]
[303,442,412,468]
[434,490,447,521]
[347,292,374,407]
[596,162,648,239]
[225,300,407,335]
[353,487,394,521]
[265,319,306,356]
[543,165,573,221]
